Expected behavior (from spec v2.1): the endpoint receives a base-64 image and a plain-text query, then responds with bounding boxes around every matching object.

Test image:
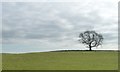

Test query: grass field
[2,51,118,70]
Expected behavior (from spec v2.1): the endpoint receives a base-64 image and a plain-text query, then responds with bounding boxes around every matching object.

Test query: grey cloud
[2,2,118,48]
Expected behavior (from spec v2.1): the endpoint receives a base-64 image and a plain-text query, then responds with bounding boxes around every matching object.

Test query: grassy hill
[2,51,118,70]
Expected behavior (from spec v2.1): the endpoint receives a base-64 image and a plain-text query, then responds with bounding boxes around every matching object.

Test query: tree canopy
[79,31,103,51]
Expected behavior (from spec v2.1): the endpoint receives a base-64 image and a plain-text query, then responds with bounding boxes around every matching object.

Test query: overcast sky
[1,0,118,53]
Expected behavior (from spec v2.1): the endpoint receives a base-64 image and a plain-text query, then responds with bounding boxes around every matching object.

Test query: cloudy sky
[1,0,118,53]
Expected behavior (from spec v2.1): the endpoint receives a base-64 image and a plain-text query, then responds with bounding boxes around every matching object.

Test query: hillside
[2,51,118,70]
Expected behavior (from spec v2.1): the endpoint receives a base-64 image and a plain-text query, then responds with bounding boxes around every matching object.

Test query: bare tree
[78,31,103,51]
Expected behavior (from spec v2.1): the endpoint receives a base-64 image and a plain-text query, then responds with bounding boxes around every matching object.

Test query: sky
[1,0,119,53]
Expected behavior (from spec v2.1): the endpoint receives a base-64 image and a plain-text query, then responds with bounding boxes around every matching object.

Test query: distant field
[2,51,118,70]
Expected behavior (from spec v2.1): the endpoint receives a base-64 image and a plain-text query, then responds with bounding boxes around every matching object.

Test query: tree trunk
[89,45,92,51]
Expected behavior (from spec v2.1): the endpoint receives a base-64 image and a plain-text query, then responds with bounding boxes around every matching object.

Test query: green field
[2,51,118,70]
